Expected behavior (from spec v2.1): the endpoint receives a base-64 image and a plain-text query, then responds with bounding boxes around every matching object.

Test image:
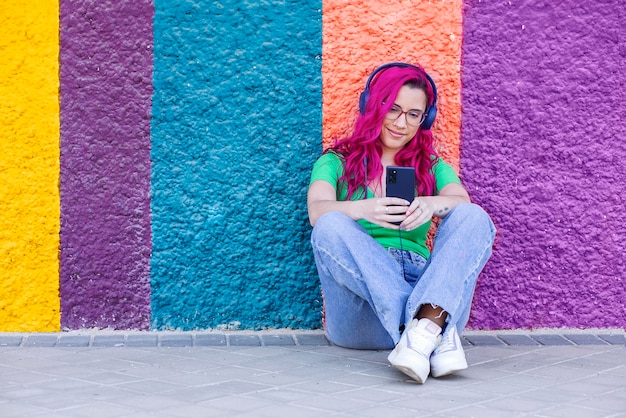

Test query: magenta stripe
[59,1,153,329]
[461,0,624,329]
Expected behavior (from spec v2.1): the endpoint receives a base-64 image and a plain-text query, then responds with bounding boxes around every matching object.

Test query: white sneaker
[430,325,468,378]
[387,318,441,383]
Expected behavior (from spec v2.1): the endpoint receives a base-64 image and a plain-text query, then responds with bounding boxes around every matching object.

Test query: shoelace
[408,328,439,356]
[435,330,456,353]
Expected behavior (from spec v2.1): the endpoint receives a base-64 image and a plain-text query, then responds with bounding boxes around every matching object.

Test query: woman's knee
[311,211,354,243]
[452,202,486,218]
[314,210,347,228]
[450,203,496,235]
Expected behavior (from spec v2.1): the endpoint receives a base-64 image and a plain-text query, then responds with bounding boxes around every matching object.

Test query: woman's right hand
[350,197,411,229]
[308,180,410,228]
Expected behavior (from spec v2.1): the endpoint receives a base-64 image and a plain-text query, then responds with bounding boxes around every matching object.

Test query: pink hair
[329,64,438,199]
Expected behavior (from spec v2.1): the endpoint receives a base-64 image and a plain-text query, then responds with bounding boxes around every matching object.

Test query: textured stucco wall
[0,1,61,331]
[150,0,323,330]
[461,0,625,329]
[59,0,153,330]
[323,0,463,169]
[0,0,622,332]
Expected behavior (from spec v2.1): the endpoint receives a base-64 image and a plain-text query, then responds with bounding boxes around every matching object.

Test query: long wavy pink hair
[329,64,438,199]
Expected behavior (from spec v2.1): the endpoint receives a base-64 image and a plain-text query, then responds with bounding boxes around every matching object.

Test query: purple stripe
[461,1,624,329]
[60,1,153,330]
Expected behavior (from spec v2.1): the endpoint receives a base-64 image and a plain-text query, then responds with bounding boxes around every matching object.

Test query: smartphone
[386,165,415,204]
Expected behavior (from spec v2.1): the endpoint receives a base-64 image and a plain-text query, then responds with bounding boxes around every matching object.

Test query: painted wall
[0,0,623,332]
[150,0,322,330]
[461,0,624,329]
[0,0,61,331]
[323,0,463,168]
[59,0,153,330]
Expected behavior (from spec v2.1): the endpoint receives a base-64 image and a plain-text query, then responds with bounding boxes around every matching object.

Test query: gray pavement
[0,330,624,417]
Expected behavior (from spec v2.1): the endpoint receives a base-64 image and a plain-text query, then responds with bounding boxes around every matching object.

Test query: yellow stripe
[0,1,60,331]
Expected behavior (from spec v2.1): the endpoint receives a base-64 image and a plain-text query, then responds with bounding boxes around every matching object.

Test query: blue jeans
[311,203,496,350]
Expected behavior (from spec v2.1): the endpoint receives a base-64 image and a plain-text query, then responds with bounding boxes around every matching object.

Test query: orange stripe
[322,0,463,170]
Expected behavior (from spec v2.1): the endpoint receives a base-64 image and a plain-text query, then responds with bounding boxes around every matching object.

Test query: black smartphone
[386,166,415,203]
[386,166,415,225]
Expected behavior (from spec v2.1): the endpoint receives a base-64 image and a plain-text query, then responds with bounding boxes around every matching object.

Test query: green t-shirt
[309,152,461,259]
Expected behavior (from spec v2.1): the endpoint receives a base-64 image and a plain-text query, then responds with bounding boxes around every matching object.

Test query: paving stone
[0,335,24,347]
[194,333,227,346]
[563,334,610,345]
[497,334,541,346]
[261,334,295,346]
[125,334,158,347]
[92,335,126,347]
[23,334,58,347]
[597,334,625,345]
[160,334,193,347]
[531,334,574,345]
[295,333,330,346]
[57,335,91,347]
[463,335,506,346]
[228,334,261,346]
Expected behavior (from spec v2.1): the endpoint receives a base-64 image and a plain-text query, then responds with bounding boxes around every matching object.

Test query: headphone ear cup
[421,105,437,130]
[358,90,368,114]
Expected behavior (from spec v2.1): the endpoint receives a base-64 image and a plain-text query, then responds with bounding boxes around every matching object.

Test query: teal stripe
[151,0,323,330]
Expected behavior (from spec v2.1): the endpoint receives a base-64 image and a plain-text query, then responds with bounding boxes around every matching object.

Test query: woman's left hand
[399,184,472,231]
[400,198,434,230]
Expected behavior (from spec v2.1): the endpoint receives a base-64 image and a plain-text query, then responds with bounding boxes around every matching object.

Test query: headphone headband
[358,62,438,130]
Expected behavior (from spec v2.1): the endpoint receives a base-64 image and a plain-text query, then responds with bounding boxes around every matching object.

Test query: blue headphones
[358,62,438,130]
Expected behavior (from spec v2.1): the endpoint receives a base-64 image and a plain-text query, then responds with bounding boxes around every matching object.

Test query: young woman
[307,62,496,383]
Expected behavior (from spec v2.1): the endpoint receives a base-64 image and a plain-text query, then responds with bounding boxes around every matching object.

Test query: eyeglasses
[385,105,426,126]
